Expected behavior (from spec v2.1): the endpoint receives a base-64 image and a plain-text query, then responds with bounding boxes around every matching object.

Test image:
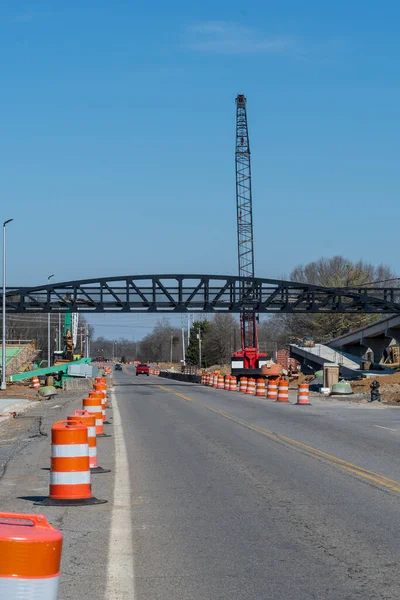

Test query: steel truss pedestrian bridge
[1,275,400,315]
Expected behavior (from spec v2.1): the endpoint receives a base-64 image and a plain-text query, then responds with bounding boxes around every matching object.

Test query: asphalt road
[112,367,400,599]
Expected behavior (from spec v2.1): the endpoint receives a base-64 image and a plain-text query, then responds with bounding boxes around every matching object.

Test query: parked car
[115,363,123,371]
[136,363,150,376]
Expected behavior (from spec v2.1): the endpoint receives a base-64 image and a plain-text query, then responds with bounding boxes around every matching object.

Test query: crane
[231,94,267,376]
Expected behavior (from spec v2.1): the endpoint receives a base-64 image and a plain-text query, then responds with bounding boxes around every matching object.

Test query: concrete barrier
[159,371,202,384]
[62,378,95,392]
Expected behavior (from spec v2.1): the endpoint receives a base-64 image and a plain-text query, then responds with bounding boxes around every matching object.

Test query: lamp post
[1,218,13,391]
[47,274,55,367]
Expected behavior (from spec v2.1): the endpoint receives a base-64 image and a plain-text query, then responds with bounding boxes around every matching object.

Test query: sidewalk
[0,397,39,425]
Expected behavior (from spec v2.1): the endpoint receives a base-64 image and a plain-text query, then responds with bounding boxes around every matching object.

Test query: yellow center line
[155,383,400,495]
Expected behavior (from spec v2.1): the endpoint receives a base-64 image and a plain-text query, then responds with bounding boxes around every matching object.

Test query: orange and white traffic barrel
[208,374,214,387]
[246,378,256,395]
[224,375,231,390]
[213,374,218,388]
[94,381,108,408]
[239,377,247,393]
[83,396,110,438]
[67,410,110,474]
[89,390,110,425]
[267,379,278,400]
[256,378,266,397]
[201,373,207,385]
[229,375,237,391]
[296,383,311,405]
[277,380,289,402]
[0,512,63,599]
[217,374,224,389]
[31,376,40,389]
[38,420,106,506]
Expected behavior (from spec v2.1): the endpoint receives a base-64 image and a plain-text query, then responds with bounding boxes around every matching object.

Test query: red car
[136,363,150,376]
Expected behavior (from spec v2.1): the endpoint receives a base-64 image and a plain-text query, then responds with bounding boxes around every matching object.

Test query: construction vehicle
[53,313,79,365]
[231,94,268,377]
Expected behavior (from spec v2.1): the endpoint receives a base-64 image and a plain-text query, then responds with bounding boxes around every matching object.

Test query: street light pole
[47,274,55,367]
[1,219,13,391]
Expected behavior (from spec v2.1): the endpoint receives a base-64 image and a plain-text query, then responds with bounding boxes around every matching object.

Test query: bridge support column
[340,343,368,359]
[386,328,400,347]
[361,336,391,364]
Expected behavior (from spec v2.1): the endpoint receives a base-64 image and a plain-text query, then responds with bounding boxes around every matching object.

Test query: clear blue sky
[1,1,399,339]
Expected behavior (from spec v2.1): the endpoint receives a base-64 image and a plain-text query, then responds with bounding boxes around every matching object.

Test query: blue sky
[1,1,399,339]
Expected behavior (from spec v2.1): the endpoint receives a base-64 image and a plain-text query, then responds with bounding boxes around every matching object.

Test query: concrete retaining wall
[62,377,95,392]
[159,371,202,384]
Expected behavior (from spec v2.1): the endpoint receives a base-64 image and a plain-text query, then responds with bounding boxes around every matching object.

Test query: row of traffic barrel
[149,367,160,375]
[201,373,310,405]
[0,374,113,599]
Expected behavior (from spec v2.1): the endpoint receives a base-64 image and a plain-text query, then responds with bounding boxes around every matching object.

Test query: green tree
[186,321,209,366]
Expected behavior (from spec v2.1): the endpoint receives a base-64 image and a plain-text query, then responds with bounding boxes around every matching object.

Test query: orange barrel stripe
[67,412,97,469]
[0,512,62,598]
[224,375,231,390]
[89,390,107,423]
[229,376,237,391]
[246,377,256,395]
[277,380,289,402]
[296,383,311,405]
[256,378,266,397]
[49,421,91,500]
[32,376,40,389]
[217,375,225,389]
[239,377,248,393]
[94,382,108,408]
[83,397,104,435]
[267,380,278,400]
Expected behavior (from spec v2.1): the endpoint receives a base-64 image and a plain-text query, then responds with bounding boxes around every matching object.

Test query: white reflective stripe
[96,419,103,426]
[85,405,102,412]
[52,444,88,457]
[89,447,97,457]
[88,426,96,438]
[50,470,91,485]
[0,575,60,599]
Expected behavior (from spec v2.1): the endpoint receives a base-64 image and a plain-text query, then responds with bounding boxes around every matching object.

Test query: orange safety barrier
[89,390,110,425]
[67,411,110,474]
[277,380,289,402]
[83,396,111,438]
[31,376,40,389]
[224,375,231,390]
[246,378,256,395]
[267,379,278,400]
[217,375,225,389]
[296,383,311,405]
[213,374,219,388]
[94,381,108,408]
[229,375,237,391]
[256,378,266,397]
[239,377,248,393]
[38,420,106,506]
[201,374,207,385]
[208,374,214,387]
[0,512,63,599]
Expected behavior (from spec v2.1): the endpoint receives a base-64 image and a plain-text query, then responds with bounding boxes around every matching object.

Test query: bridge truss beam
[1,275,400,315]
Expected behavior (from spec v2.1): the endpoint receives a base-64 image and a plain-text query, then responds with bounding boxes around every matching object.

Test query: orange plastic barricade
[83,397,111,438]
[213,374,219,388]
[239,377,248,393]
[31,376,40,389]
[256,378,266,397]
[94,381,108,409]
[38,421,106,506]
[217,375,225,389]
[208,374,214,387]
[296,383,311,405]
[201,374,207,385]
[267,379,278,400]
[67,411,110,474]
[246,378,256,395]
[277,380,289,402]
[224,375,231,390]
[0,512,63,599]
[89,390,110,425]
[229,376,237,391]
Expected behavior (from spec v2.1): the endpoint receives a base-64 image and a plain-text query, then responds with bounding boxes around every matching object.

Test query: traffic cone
[37,421,106,506]
[67,410,110,474]
[0,512,63,598]
[31,376,40,389]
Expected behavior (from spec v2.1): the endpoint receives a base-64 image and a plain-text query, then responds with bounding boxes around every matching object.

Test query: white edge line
[105,390,135,599]
[374,425,398,432]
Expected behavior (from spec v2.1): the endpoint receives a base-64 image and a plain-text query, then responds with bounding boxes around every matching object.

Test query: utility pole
[47,274,55,367]
[170,334,173,364]
[58,313,62,351]
[197,330,202,369]
[181,314,186,366]
[1,218,13,391]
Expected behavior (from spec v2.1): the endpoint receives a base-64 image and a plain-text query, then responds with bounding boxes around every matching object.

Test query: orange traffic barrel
[256,378,266,397]
[224,375,231,390]
[246,378,256,395]
[83,397,111,438]
[207,374,213,387]
[31,376,40,389]
[229,375,237,391]
[67,411,110,474]
[0,512,63,598]
[267,379,278,400]
[201,373,207,385]
[95,377,107,386]
[277,380,289,402]
[94,381,108,408]
[89,390,110,425]
[239,377,247,393]
[38,420,106,506]
[296,383,311,405]
[217,375,224,389]
[212,374,218,388]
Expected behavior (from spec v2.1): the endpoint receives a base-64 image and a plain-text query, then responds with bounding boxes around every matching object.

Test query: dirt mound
[351,371,400,403]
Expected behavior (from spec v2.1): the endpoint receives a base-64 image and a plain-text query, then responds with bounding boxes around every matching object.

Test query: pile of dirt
[0,383,39,402]
[351,371,400,403]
